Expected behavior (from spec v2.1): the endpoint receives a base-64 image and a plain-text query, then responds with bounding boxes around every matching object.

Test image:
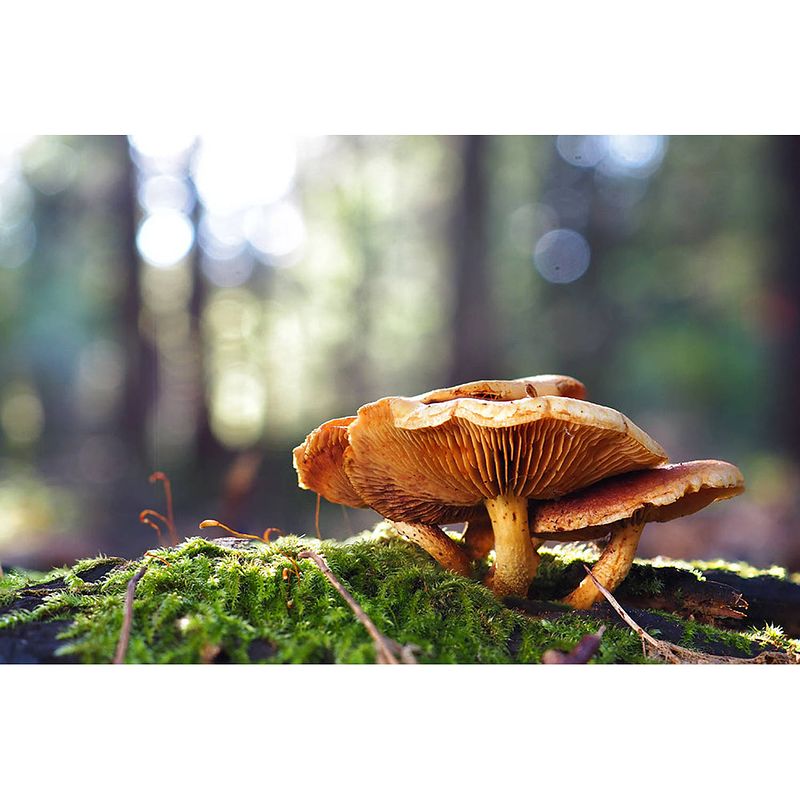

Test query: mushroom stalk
[463,516,495,561]
[484,495,540,598]
[561,520,645,609]
[390,521,472,577]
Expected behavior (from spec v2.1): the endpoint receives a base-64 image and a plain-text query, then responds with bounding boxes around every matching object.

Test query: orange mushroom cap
[533,460,745,541]
[292,416,365,508]
[344,392,667,525]
[292,374,594,514]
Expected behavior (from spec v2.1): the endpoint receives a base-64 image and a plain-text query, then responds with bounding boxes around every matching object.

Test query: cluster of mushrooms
[293,375,744,608]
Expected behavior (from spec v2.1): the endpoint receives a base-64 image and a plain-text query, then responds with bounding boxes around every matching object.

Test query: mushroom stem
[389,521,472,577]
[484,495,540,598]
[463,516,495,561]
[561,520,646,609]
[463,517,546,562]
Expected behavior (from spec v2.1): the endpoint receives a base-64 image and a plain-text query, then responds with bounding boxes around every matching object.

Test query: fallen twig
[542,625,606,664]
[584,566,667,659]
[297,549,418,664]
[112,562,151,664]
[584,566,799,664]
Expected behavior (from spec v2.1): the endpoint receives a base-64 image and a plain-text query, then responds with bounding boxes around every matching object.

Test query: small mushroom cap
[344,392,667,525]
[415,374,587,404]
[292,416,366,508]
[533,460,745,539]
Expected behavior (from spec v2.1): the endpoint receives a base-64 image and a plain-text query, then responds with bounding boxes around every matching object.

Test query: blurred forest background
[1,135,799,571]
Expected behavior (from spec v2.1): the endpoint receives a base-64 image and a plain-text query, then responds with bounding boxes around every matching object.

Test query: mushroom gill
[344,392,667,598]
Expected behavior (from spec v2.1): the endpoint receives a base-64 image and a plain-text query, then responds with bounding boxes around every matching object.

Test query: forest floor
[1,523,799,664]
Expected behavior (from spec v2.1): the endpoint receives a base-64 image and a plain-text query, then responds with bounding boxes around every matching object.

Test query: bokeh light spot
[1,383,44,445]
[210,366,267,448]
[139,174,194,214]
[192,136,296,215]
[22,139,78,195]
[603,136,667,177]
[556,136,607,168]
[200,254,255,288]
[136,210,195,268]
[534,228,591,284]
[244,201,305,263]
[128,134,196,172]
[0,221,36,269]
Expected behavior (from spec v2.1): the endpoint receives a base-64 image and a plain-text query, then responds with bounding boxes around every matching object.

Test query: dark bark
[187,171,222,462]
[111,135,157,464]
[772,137,800,459]
[448,136,498,384]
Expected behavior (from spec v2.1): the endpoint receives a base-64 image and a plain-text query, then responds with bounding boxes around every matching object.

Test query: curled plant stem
[149,472,177,546]
[199,519,283,543]
[297,549,418,664]
[139,509,171,547]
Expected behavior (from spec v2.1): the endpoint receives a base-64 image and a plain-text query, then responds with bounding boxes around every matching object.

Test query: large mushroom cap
[533,460,745,540]
[344,393,668,525]
[292,374,590,513]
[292,416,365,508]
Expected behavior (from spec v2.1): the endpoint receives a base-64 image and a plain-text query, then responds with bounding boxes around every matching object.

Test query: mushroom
[293,415,474,576]
[342,380,666,598]
[531,460,745,608]
[293,375,593,581]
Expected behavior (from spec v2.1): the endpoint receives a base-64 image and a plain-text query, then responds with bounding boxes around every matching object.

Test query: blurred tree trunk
[773,137,800,462]
[448,136,499,384]
[187,174,222,462]
[111,135,156,466]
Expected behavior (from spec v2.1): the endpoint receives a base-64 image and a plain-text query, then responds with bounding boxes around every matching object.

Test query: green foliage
[0,528,792,664]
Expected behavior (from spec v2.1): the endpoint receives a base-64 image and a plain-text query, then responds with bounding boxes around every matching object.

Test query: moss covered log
[1,524,798,664]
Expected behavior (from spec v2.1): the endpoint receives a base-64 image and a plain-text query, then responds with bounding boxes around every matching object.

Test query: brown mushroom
[294,416,364,508]
[531,460,745,608]
[293,415,473,576]
[343,383,666,598]
[293,375,592,581]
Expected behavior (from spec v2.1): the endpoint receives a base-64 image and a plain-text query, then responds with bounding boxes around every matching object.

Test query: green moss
[0,526,791,664]
[649,555,791,582]
[0,567,49,602]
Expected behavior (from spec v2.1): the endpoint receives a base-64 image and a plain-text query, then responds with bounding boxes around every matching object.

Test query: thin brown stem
[582,567,794,664]
[149,472,177,545]
[584,566,664,658]
[139,509,170,547]
[297,549,418,664]
[199,519,279,543]
[113,562,151,664]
